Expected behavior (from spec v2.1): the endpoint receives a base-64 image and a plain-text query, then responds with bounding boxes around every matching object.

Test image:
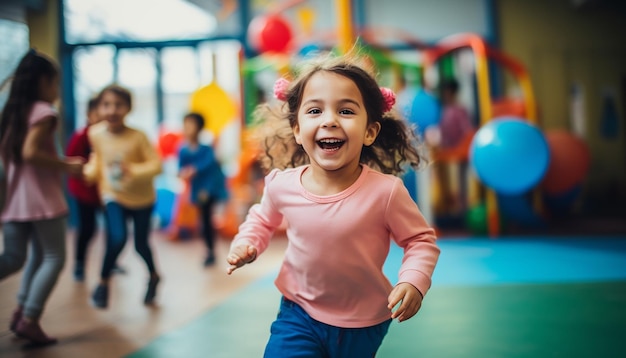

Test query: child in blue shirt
[178,113,228,266]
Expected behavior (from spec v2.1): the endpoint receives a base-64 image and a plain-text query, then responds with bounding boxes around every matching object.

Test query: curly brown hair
[251,54,426,176]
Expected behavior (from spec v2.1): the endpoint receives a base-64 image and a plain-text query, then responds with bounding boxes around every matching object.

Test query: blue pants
[101,202,155,279]
[264,297,392,358]
[197,197,216,254]
[74,200,100,265]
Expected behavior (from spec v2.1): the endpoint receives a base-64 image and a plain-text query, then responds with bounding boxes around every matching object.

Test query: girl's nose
[321,114,339,128]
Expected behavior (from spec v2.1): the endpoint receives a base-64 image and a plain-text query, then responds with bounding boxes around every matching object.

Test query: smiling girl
[227,55,440,357]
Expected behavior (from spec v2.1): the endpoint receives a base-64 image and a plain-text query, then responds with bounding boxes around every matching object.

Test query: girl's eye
[339,109,355,115]
[307,108,322,114]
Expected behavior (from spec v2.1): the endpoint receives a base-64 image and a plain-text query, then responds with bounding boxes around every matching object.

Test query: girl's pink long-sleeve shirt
[231,165,440,328]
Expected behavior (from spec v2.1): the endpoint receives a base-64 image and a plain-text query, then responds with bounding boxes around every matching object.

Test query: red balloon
[541,130,590,195]
[248,15,293,53]
[158,132,183,158]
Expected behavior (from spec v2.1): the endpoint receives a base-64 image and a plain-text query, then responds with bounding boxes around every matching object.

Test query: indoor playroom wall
[362,0,490,42]
[17,0,626,215]
[497,0,626,211]
[25,0,59,60]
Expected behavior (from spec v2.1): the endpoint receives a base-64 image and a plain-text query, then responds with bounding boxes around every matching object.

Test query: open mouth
[317,138,345,151]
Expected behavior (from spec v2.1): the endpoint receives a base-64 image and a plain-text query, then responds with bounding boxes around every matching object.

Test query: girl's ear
[293,123,302,145]
[363,121,381,146]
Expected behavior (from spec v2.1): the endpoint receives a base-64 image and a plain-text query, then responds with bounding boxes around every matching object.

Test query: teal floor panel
[378,282,626,358]
[129,281,626,358]
[128,275,280,358]
[385,237,626,286]
[129,238,626,358]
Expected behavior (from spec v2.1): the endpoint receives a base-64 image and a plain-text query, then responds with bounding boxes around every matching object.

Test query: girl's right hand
[226,245,258,275]
[65,156,85,176]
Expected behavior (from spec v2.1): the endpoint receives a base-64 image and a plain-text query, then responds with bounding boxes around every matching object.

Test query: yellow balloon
[190,82,237,136]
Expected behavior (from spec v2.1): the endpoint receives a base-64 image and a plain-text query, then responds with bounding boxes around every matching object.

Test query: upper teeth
[319,139,342,143]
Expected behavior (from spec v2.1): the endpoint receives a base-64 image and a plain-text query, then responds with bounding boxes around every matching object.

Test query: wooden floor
[0,229,287,357]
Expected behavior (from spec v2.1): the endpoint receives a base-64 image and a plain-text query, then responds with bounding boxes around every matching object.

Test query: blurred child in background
[0,50,84,346]
[437,78,473,149]
[178,112,228,267]
[431,78,474,215]
[66,97,126,281]
[84,85,162,309]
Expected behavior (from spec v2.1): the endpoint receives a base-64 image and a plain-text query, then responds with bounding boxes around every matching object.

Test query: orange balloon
[169,182,199,241]
[541,130,590,195]
[492,98,526,119]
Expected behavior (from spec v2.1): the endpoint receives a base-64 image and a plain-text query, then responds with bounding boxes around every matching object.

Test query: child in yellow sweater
[84,85,162,309]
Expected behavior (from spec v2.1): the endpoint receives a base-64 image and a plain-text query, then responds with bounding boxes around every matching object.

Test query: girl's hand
[226,245,257,275]
[387,283,423,322]
[65,156,85,177]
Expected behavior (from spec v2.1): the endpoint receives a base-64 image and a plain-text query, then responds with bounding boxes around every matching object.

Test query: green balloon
[466,203,488,235]
[465,203,507,235]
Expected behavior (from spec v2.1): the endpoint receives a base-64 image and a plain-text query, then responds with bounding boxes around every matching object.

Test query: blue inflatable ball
[397,86,418,120]
[155,189,176,228]
[297,44,322,58]
[470,118,550,195]
[409,89,441,134]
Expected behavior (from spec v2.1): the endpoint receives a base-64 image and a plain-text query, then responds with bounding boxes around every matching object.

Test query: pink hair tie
[273,78,290,101]
[380,87,396,113]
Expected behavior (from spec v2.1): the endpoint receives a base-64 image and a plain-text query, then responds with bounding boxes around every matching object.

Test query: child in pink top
[433,78,474,215]
[0,50,84,346]
[227,54,440,356]
[438,79,473,149]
